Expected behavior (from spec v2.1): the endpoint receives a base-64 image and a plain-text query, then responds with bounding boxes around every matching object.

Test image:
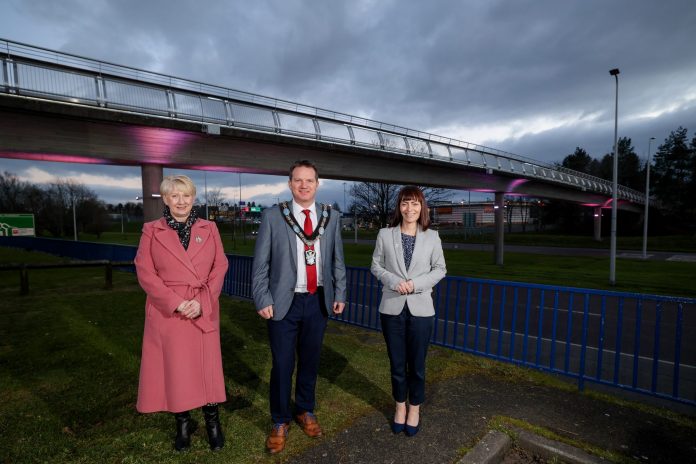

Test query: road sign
[0,213,36,236]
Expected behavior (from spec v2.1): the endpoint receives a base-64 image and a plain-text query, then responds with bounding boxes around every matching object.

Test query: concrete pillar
[593,207,602,242]
[141,164,164,222]
[494,192,504,266]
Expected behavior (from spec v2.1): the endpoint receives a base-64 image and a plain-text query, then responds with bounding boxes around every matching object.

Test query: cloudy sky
[1,0,695,207]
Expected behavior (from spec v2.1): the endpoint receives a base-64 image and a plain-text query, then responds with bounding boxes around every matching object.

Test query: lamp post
[343,182,347,215]
[72,193,77,241]
[609,68,620,286]
[120,203,124,237]
[642,136,656,259]
[204,171,209,220]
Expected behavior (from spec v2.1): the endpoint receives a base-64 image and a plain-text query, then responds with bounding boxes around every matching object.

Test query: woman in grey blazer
[371,186,446,437]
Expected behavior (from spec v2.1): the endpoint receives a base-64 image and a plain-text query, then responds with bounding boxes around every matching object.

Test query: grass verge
[1,247,694,463]
[53,232,696,297]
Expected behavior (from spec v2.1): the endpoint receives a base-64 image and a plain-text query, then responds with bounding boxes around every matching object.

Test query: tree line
[558,126,696,232]
[0,171,143,238]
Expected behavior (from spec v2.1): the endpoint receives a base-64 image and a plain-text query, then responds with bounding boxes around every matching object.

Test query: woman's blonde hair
[160,175,196,197]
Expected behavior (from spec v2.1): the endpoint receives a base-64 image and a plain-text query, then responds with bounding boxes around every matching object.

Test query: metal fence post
[104,261,113,289]
[20,265,29,295]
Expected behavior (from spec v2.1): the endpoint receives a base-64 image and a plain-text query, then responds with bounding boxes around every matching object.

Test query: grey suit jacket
[252,203,347,321]
[371,226,447,316]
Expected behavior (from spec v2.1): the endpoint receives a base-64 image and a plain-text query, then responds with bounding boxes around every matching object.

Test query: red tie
[303,209,317,294]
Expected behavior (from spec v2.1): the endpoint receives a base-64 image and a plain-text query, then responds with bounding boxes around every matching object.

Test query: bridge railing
[2,236,691,406]
[0,38,645,204]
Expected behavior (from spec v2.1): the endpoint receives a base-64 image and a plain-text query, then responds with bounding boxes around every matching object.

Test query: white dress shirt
[292,200,323,292]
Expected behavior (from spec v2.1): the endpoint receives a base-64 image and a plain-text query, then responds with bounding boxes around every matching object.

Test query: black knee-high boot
[174,411,196,451]
[202,404,224,451]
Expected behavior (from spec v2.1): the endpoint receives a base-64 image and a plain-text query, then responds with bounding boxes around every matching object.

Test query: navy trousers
[268,291,328,424]
[380,304,434,405]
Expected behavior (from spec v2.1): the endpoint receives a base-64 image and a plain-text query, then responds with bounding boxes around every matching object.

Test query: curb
[458,427,606,464]
[515,428,605,464]
[457,430,511,464]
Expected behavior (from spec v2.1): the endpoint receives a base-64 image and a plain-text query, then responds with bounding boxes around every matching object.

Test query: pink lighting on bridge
[127,126,196,161]
[581,198,625,209]
[506,178,528,191]
[0,151,119,165]
[184,165,266,174]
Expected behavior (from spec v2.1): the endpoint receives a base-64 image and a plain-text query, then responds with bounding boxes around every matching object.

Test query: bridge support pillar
[141,164,164,222]
[494,192,504,265]
[593,207,602,242]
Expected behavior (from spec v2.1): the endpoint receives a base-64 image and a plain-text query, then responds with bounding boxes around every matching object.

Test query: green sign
[0,214,36,237]
[250,207,261,213]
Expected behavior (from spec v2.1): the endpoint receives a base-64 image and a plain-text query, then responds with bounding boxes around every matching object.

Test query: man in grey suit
[252,159,346,454]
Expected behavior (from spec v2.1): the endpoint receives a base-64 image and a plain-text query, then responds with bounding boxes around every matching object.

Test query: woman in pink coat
[134,174,229,452]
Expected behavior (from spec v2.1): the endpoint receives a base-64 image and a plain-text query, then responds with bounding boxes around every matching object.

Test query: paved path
[287,373,696,463]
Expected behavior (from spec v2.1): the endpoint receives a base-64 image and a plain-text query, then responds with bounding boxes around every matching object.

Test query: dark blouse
[401,233,416,270]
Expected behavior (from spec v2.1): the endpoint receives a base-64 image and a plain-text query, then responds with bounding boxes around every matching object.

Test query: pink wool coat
[134,217,229,413]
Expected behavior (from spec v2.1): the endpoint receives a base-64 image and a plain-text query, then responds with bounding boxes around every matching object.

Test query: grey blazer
[371,226,447,316]
[252,203,347,321]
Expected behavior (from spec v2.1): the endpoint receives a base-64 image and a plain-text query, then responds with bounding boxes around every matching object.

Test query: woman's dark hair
[389,185,430,230]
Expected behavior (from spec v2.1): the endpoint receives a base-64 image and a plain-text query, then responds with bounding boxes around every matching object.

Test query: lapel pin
[195,235,202,243]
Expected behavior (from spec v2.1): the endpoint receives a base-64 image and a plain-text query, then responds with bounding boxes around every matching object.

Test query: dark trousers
[380,304,434,406]
[268,291,328,424]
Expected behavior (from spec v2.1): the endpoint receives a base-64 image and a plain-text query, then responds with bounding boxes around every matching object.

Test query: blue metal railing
[2,236,693,406]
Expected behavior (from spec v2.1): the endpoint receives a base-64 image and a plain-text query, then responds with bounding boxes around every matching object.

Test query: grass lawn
[1,248,694,463]
[0,248,482,463]
[33,230,696,298]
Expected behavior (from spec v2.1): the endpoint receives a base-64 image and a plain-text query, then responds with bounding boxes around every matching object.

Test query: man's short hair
[289,160,319,180]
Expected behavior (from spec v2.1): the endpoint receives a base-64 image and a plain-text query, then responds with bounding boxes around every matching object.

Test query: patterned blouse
[401,233,416,270]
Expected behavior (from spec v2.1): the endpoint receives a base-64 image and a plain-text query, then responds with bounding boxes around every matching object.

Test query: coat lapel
[392,227,408,277]
[152,218,197,276]
[407,225,425,274]
[285,209,298,272]
[187,221,211,262]
[319,204,329,259]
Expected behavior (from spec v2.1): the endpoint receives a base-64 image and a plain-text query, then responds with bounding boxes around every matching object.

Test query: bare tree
[350,182,399,228]
[350,181,452,228]
[46,178,103,237]
[200,187,226,208]
[0,171,29,212]
[505,198,515,233]
[518,198,531,232]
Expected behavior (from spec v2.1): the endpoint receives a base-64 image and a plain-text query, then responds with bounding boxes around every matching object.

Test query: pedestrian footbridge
[0,38,647,260]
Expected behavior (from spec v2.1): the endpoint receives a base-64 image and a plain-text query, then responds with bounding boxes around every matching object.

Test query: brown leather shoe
[266,422,290,454]
[294,412,322,438]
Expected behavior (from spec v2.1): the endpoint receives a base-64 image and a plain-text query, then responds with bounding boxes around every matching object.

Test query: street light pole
[120,204,124,237]
[204,171,209,220]
[72,194,77,241]
[642,136,656,259]
[609,68,620,286]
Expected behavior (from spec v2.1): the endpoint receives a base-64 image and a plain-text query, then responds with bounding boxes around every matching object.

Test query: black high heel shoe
[391,420,405,434]
[404,421,420,437]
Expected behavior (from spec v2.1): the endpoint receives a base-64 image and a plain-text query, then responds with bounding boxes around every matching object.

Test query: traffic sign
[0,213,36,236]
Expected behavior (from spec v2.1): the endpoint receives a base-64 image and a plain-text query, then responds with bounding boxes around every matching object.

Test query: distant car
[251,230,258,236]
